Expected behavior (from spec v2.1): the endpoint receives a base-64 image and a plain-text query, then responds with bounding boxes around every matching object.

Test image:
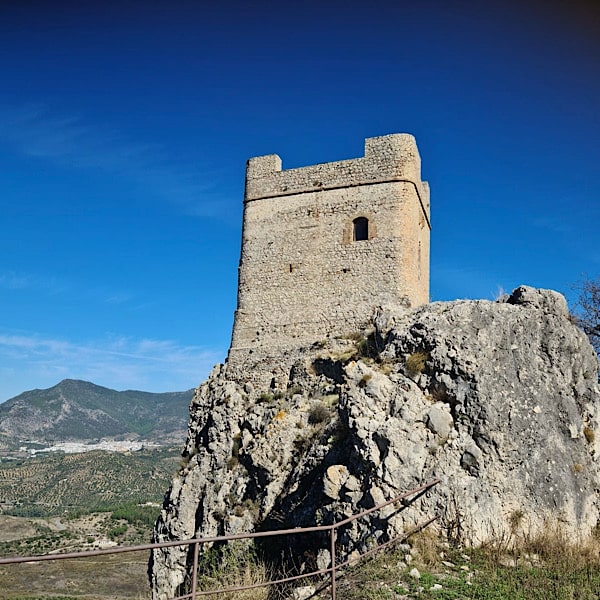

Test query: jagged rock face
[150,287,600,599]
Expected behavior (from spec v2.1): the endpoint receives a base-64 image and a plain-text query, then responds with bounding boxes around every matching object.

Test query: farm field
[0,447,182,599]
[0,447,181,519]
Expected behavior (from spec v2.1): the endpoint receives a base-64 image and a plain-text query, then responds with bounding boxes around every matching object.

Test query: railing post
[330,527,336,600]
[191,541,199,600]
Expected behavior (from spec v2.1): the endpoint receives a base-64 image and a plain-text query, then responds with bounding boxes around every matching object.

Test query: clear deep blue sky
[1,0,599,401]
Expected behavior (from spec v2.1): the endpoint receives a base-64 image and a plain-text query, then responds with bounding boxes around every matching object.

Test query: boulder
[150,287,600,600]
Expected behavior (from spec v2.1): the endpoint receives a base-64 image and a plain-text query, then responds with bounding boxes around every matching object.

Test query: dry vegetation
[336,525,600,599]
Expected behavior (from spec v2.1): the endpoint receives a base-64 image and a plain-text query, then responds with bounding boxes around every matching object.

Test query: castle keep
[229,133,430,359]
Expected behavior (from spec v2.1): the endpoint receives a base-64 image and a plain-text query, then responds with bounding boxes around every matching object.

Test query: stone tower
[229,133,430,362]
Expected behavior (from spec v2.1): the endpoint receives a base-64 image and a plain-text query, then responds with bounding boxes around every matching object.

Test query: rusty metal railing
[0,478,440,599]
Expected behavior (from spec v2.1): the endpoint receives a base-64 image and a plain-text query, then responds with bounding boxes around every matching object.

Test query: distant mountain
[0,379,193,445]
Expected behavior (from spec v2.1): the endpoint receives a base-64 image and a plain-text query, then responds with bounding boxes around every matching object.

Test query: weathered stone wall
[228,134,430,364]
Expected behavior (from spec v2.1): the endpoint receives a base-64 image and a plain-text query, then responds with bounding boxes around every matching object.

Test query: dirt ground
[0,516,38,543]
[0,552,150,599]
[0,514,152,599]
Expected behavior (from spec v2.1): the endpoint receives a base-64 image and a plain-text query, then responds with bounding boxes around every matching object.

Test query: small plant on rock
[358,374,372,388]
[227,434,242,470]
[509,509,525,533]
[287,384,303,397]
[405,350,429,377]
[273,410,287,421]
[258,392,273,404]
[308,402,330,425]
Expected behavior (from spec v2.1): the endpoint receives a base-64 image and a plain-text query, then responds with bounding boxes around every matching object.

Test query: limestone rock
[292,586,315,600]
[426,403,454,438]
[150,287,600,600]
[323,464,350,499]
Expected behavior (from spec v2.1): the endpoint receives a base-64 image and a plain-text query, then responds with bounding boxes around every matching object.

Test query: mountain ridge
[0,379,193,446]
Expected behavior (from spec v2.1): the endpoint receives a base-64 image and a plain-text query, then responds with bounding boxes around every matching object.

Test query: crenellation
[245,134,429,215]
[245,153,282,180]
[228,133,431,368]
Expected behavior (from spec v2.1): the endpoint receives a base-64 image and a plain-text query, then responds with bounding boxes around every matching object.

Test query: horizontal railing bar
[334,514,440,572]
[333,479,440,529]
[194,565,334,596]
[0,479,440,566]
[0,523,337,565]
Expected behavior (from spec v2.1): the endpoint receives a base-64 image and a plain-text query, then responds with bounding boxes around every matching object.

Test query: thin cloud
[0,103,159,170]
[0,272,31,290]
[103,292,135,305]
[0,270,70,295]
[532,215,574,235]
[0,103,227,217]
[0,270,135,306]
[0,332,223,401]
[532,201,600,237]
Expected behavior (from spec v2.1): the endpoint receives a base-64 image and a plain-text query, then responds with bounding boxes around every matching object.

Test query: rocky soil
[150,286,600,599]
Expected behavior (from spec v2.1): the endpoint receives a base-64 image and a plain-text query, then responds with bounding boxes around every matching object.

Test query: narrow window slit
[353,217,369,241]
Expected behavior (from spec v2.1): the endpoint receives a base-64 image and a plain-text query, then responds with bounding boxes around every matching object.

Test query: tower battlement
[245,134,430,222]
[228,133,431,364]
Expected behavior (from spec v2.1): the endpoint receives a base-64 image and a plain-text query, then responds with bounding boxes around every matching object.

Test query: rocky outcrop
[150,287,600,599]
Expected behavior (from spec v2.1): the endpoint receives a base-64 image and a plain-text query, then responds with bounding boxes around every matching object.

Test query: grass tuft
[307,402,330,425]
[338,523,600,600]
[405,351,429,376]
[195,542,270,600]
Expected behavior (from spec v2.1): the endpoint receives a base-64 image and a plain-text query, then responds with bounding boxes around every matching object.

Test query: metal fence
[0,478,440,600]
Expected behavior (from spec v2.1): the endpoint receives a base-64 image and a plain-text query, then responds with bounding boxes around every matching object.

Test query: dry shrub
[410,528,441,567]
[378,360,394,376]
[308,402,330,425]
[521,523,600,568]
[508,509,525,533]
[480,520,600,573]
[330,348,358,362]
[200,563,269,600]
[196,542,270,600]
[405,351,429,376]
[358,374,372,388]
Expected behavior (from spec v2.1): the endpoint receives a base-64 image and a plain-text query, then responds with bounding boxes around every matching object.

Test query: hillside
[0,379,193,445]
[0,446,181,518]
[0,445,183,599]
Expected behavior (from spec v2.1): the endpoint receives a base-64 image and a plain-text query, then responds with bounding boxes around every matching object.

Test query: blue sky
[1,0,599,401]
